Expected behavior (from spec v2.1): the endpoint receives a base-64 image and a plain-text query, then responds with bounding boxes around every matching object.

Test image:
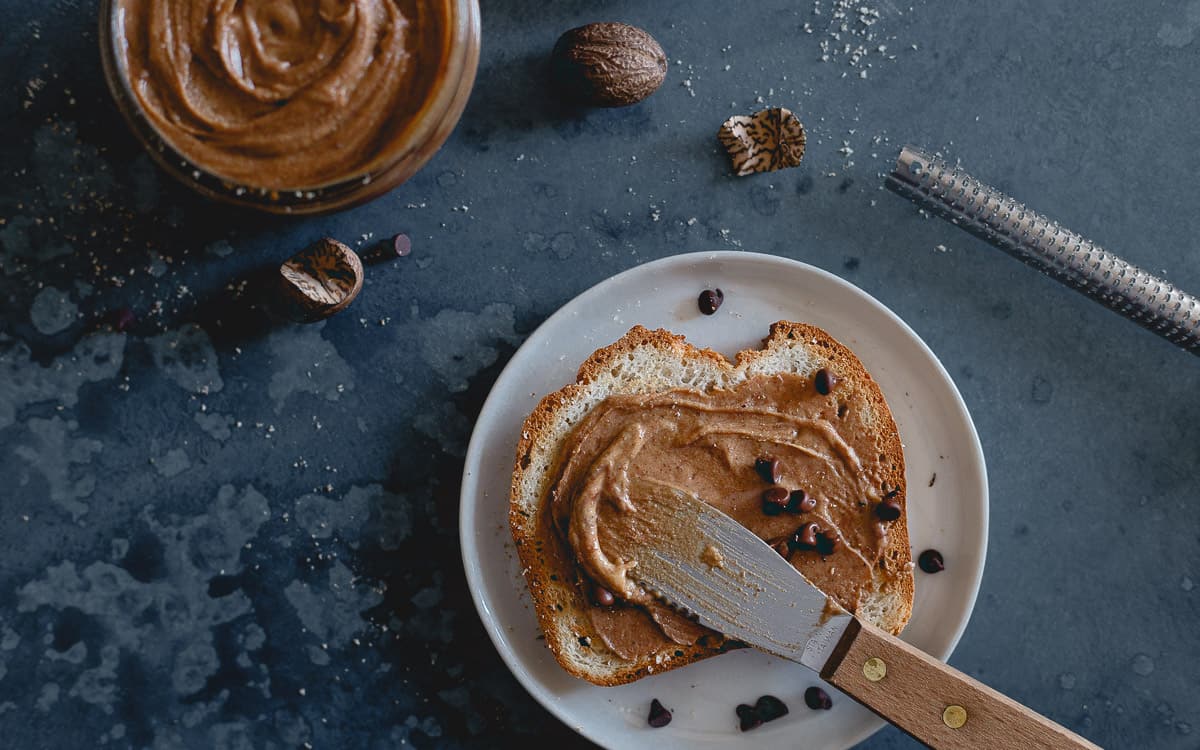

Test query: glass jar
[100,0,480,215]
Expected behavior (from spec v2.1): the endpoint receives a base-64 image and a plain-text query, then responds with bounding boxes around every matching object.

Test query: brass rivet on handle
[943,705,968,729]
[862,657,886,682]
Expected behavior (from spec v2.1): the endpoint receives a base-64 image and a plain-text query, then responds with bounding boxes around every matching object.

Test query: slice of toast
[510,322,913,686]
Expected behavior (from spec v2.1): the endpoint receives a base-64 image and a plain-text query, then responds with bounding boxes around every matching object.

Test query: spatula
[604,480,1100,749]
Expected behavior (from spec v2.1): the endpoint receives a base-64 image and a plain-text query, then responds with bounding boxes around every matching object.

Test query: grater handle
[887,145,1200,355]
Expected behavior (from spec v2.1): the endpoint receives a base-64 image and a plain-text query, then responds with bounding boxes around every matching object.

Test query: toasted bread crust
[510,322,912,686]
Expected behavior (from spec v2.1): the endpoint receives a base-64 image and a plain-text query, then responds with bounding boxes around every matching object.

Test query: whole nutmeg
[273,237,363,323]
[550,22,667,107]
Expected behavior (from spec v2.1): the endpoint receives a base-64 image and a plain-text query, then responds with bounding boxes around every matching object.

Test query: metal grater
[886,145,1200,355]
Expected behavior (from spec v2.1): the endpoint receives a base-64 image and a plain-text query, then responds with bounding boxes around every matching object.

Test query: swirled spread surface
[115,0,449,189]
[548,373,899,660]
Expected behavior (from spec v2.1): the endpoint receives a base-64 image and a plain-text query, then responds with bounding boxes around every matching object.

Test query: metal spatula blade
[605,480,851,670]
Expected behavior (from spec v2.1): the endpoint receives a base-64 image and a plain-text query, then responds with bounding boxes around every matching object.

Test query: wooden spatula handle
[821,618,1100,749]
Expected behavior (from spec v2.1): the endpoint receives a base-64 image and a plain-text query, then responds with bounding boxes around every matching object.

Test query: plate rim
[459,250,989,748]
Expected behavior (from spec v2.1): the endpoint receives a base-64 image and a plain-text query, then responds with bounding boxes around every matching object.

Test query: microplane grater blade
[887,144,1200,354]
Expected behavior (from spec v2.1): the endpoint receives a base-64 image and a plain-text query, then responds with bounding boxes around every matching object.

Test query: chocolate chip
[883,485,901,499]
[788,489,816,514]
[362,233,412,264]
[816,531,839,557]
[698,288,724,315]
[754,695,789,722]
[789,522,819,550]
[918,549,945,574]
[875,499,902,521]
[814,368,837,395]
[592,584,615,607]
[647,698,672,728]
[804,686,833,710]
[754,457,780,484]
[736,703,763,731]
[761,486,790,515]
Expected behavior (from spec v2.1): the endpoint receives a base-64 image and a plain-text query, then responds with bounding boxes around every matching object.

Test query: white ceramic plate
[460,252,988,749]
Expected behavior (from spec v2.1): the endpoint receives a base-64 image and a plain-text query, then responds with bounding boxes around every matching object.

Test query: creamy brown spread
[547,372,893,661]
[114,0,450,189]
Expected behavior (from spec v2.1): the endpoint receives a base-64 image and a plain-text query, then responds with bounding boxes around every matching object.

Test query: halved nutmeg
[718,107,807,176]
[274,237,363,323]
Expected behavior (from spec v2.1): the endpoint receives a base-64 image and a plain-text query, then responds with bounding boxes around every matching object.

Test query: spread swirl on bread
[510,323,913,685]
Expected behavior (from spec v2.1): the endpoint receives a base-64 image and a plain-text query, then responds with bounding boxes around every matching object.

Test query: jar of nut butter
[100,0,480,215]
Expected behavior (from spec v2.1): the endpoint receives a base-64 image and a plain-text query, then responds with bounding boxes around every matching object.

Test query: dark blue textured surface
[1,1,1198,748]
